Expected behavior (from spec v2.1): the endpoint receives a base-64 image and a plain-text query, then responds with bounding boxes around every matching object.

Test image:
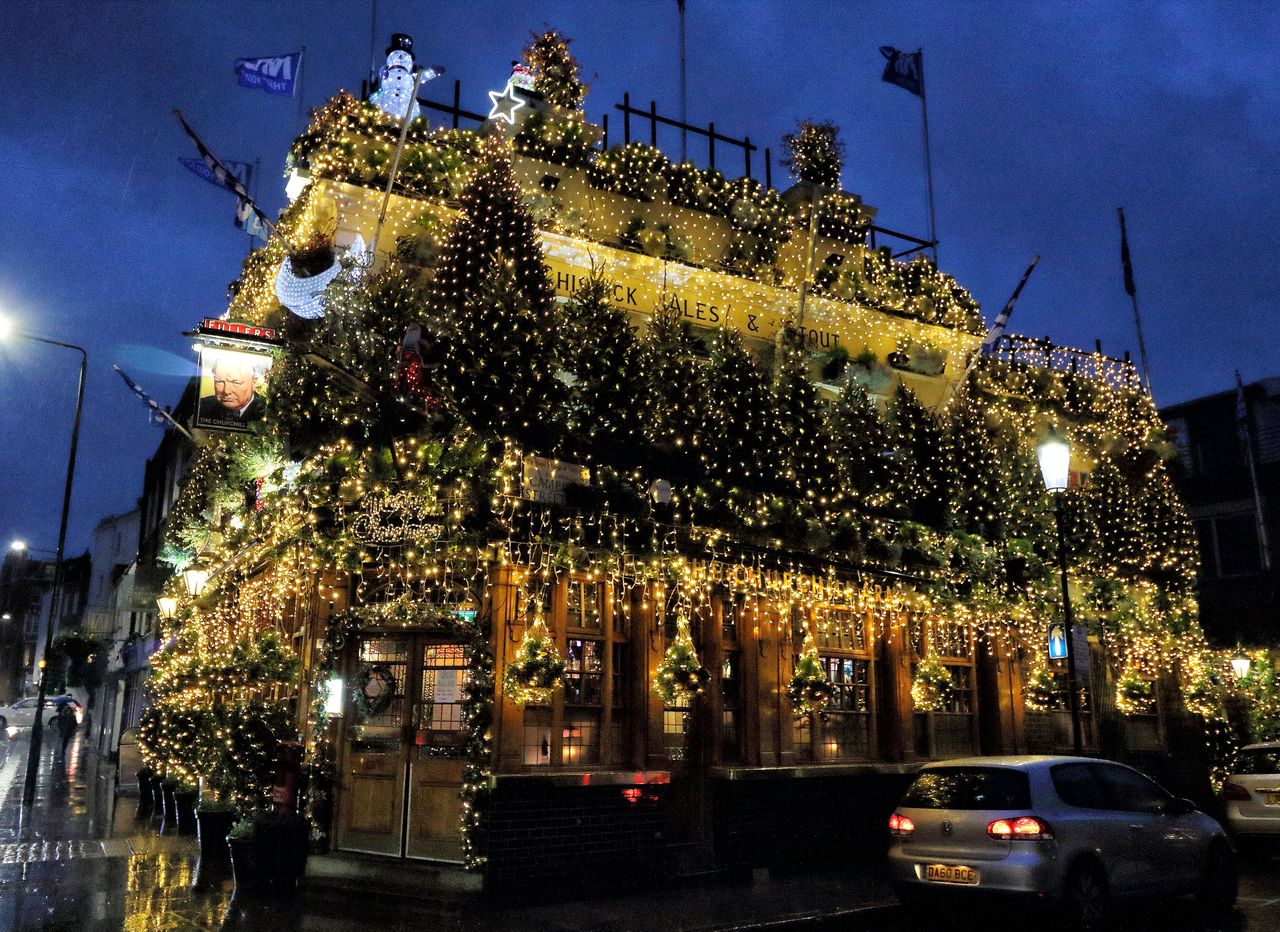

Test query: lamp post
[1037,430,1084,756]
[4,321,88,807]
[1231,649,1252,681]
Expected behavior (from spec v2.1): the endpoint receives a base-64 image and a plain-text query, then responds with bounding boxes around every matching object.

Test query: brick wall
[482,778,667,890]
[711,771,915,870]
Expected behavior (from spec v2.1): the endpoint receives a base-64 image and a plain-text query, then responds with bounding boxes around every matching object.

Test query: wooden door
[336,635,466,861]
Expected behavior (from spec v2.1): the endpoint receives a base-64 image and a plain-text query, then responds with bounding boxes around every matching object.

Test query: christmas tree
[773,326,836,508]
[429,136,564,448]
[635,301,703,476]
[888,384,948,528]
[557,270,644,465]
[522,29,588,109]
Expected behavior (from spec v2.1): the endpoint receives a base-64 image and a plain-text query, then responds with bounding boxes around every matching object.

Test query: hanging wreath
[1023,666,1057,713]
[1115,667,1154,715]
[352,663,397,719]
[788,633,834,718]
[911,655,952,713]
[503,615,565,706]
[653,617,710,705]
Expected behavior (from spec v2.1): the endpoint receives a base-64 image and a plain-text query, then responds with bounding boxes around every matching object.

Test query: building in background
[1161,377,1280,646]
[84,509,143,757]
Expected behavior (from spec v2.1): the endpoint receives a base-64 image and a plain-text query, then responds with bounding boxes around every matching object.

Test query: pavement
[0,727,898,931]
[1,729,1278,931]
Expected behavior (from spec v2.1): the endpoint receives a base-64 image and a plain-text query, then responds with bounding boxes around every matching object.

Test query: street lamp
[155,596,178,622]
[1038,429,1084,756]
[9,540,26,553]
[1231,650,1252,681]
[181,567,209,599]
[3,319,88,808]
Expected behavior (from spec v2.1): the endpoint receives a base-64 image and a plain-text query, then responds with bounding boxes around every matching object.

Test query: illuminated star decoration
[487,84,526,125]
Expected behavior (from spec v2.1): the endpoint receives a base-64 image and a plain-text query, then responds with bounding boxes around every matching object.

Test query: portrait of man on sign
[194,347,272,432]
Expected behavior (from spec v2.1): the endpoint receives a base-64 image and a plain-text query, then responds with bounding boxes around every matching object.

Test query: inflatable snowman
[370,33,421,122]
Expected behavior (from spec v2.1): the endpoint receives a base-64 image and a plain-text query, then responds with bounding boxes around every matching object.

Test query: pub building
[146,33,1209,892]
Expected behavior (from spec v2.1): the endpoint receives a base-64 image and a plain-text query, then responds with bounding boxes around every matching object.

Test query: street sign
[1048,623,1068,661]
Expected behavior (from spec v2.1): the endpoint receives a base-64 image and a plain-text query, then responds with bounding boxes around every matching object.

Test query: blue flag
[234,51,301,96]
[179,157,252,191]
[879,46,923,97]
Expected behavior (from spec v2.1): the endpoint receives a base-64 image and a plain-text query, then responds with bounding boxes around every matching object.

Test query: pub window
[721,652,742,762]
[721,594,741,641]
[566,580,602,630]
[814,656,871,759]
[932,622,972,659]
[565,638,603,705]
[818,608,865,652]
[942,664,974,714]
[419,644,466,750]
[609,643,629,763]
[523,708,552,766]
[663,708,689,761]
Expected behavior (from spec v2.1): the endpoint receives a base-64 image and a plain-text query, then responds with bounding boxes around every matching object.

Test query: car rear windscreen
[901,767,1031,810]
[1234,749,1280,775]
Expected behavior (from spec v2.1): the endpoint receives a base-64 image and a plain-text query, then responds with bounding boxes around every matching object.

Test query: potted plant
[160,777,180,833]
[257,809,310,895]
[192,795,238,890]
[653,618,710,706]
[227,815,268,897]
[174,783,199,836]
[135,765,155,818]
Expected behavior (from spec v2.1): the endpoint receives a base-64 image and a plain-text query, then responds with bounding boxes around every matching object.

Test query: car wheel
[1063,861,1109,932]
[1196,843,1238,913]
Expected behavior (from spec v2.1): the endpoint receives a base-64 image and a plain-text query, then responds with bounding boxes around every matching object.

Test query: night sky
[1,1,1277,558]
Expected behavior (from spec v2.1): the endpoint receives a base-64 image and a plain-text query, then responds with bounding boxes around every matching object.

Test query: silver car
[887,756,1235,930]
[1222,741,1280,846]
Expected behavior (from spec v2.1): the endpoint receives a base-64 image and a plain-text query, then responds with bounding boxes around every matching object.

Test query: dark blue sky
[2,1,1278,557]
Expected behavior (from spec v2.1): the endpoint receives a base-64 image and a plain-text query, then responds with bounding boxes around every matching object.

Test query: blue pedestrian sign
[1047,623,1068,661]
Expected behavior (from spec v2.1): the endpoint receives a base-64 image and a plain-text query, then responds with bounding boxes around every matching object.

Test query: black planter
[228,836,270,897]
[135,771,155,818]
[160,783,178,834]
[174,789,198,836]
[191,808,236,889]
[149,775,165,812]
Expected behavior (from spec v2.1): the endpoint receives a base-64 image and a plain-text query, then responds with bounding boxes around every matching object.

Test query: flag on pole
[981,256,1041,355]
[1118,206,1137,297]
[234,52,302,96]
[879,47,923,97]
[112,364,195,441]
[172,109,274,236]
[178,157,252,191]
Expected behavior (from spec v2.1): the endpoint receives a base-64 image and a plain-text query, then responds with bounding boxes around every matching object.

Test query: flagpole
[948,255,1040,407]
[295,47,307,134]
[1116,207,1153,393]
[372,66,427,254]
[247,157,260,257]
[918,48,939,263]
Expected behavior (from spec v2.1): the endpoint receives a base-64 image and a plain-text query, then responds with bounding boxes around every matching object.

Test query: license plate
[925,864,979,885]
[1265,793,1280,805]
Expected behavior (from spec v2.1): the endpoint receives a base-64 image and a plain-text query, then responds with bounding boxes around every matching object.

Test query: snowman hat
[386,33,415,61]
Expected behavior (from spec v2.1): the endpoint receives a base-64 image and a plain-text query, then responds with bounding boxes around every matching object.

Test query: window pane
[1235,749,1280,775]
[901,767,1031,810]
[1051,763,1110,809]
[563,709,600,766]
[567,581,602,630]
[1094,764,1170,814]
[523,708,552,766]
[565,638,603,706]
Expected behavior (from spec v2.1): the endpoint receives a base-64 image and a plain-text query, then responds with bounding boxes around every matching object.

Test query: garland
[502,615,565,706]
[788,633,834,717]
[911,655,952,712]
[1115,666,1154,715]
[353,663,398,719]
[653,617,710,705]
[1022,666,1057,712]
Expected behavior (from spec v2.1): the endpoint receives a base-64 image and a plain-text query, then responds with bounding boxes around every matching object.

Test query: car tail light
[1223,782,1251,801]
[889,813,915,836]
[987,816,1053,840]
